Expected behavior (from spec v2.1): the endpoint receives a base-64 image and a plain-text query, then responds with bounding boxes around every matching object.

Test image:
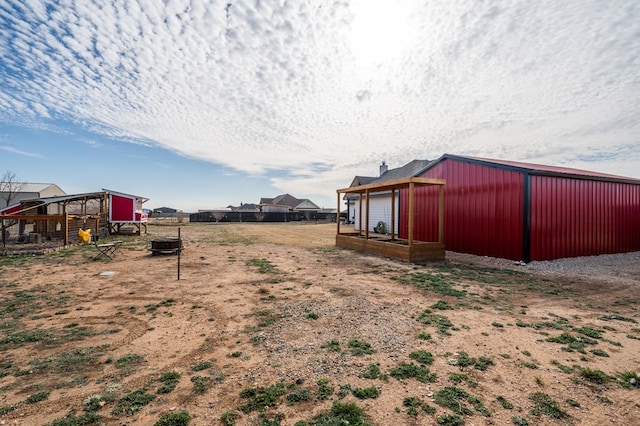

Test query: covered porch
[336,177,446,262]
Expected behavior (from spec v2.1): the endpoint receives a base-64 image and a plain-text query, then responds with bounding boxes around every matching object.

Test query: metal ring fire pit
[148,237,183,256]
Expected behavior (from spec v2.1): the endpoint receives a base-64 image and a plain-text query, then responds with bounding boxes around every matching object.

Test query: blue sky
[1,0,639,212]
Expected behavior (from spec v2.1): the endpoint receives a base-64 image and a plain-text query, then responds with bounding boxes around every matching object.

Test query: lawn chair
[92,235,119,260]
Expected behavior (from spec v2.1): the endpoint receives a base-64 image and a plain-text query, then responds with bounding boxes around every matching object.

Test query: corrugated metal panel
[401,159,525,260]
[530,176,640,261]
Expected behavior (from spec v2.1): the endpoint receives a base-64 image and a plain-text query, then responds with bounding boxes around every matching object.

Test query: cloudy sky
[1,0,639,211]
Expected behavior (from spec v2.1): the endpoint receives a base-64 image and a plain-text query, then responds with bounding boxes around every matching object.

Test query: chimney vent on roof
[379,161,388,176]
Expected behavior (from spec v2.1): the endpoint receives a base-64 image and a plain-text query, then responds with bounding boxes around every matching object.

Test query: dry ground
[0,222,638,426]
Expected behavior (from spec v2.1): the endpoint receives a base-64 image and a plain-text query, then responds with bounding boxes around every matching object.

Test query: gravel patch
[448,250,640,286]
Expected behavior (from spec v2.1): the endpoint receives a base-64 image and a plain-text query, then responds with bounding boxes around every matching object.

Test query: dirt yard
[0,223,638,426]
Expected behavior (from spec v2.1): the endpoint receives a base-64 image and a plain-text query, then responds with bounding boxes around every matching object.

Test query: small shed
[105,189,149,235]
[402,154,640,262]
[0,183,66,211]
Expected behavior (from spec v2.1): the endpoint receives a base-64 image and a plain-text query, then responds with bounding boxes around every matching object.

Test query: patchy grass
[409,350,434,365]
[321,340,341,352]
[238,382,286,413]
[579,368,610,385]
[529,392,569,419]
[417,310,456,335]
[112,389,155,416]
[599,314,637,323]
[154,411,190,426]
[447,351,494,371]
[157,371,181,394]
[403,396,436,417]
[247,258,276,273]
[497,395,514,409]
[348,339,375,356]
[618,371,640,389]
[395,271,467,298]
[310,401,372,426]
[287,388,310,404]
[316,378,335,400]
[389,362,437,383]
[25,391,49,404]
[361,364,387,380]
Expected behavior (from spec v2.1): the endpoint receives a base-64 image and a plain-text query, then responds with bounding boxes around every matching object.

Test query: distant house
[226,203,260,212]
[345,160,431,232]
[153,207,178,214]
[259,194,321,212]
[0,182,66,213]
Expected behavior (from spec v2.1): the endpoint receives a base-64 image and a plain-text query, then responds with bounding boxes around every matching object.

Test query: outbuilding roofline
[102,188,150,203]
[414,153,640,185]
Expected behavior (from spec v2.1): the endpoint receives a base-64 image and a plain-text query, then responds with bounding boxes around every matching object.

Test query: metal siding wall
[402,159,524,260]
[530,176,640,261]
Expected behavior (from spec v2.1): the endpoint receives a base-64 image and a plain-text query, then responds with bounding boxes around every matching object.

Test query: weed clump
[157,371,181,394]
[351,386,379,399]
[447,351,494,371]
[433,386,478,416]
[417,310,456,335]
[431,300,454,310]
[361,364,387,380]
[403,396,436,417]
[191,361,212,371]
[239,382,286,413]
[511,415,529,425]
[409,350,434,365]
[389,362,437,383]
[26,391,49,404]
[579,368,610,385]
[83,394,112,412]
[220,410,238,426]
[321,340,341,352]
[436,413,465,425]
[316,378,334,400]
[618,370,640,389]
[48,413,102,425]
[589,348,609,357]
[191,375,210,392]
[112,389,155,416]
[287,389,310,404]
[348,340,375,356]
[496,395,514,409]
[417,332,432,340]
[311,401,371,426]
[154,411,190,426]
[529,392,569,419]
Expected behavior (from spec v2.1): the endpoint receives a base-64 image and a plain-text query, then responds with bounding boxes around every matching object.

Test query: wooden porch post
[358,192,363,236]
[365,189,370,240]
[336,191,340,234]
[390,189,396,239]
[63,213,69,246]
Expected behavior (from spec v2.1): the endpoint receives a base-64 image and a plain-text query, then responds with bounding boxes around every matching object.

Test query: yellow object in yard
[78,228,91,244]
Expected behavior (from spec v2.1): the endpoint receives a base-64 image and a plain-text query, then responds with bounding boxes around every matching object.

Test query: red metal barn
[400,154,640,262]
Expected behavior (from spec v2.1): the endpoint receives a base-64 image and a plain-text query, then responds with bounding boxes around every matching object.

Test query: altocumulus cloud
[0,0,639,197]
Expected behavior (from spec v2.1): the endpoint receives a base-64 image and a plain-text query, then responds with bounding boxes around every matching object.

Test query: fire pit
[148,237,183,256]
